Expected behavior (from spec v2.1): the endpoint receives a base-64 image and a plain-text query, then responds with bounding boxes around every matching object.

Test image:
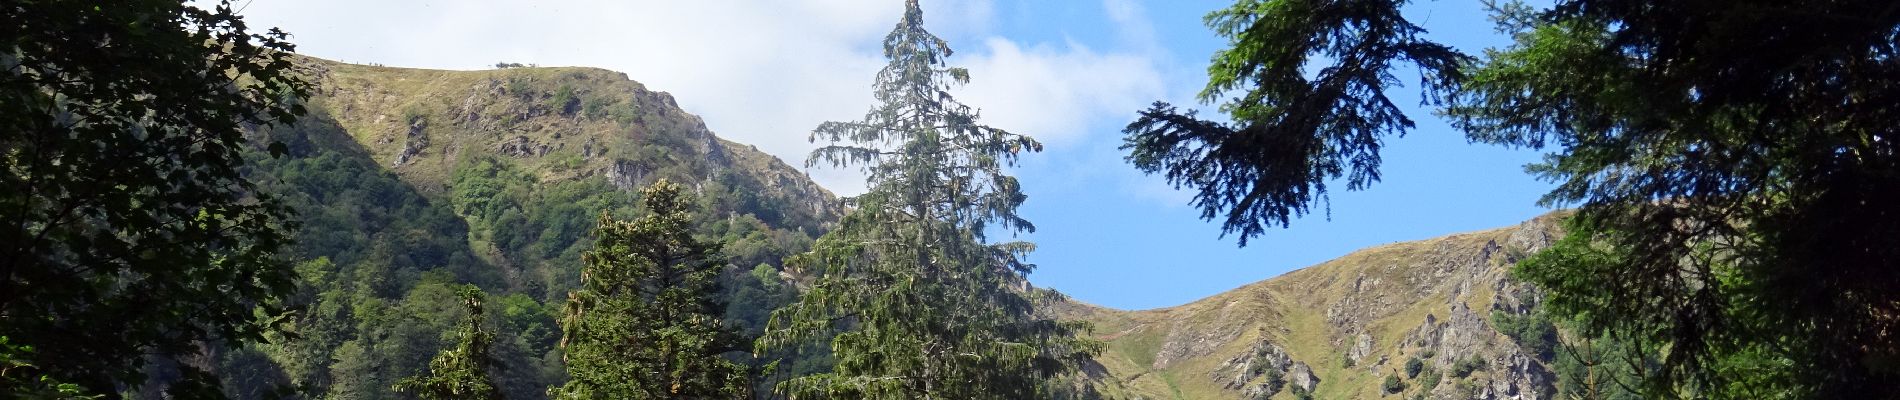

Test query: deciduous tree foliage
[556,179,748,399]
[394,287,504,400]
[0,0,308,396]
[757,1,1100,398]
[1127,0,1900,397]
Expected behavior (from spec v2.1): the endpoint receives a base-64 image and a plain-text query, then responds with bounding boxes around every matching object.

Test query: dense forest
[2,0,1895,399]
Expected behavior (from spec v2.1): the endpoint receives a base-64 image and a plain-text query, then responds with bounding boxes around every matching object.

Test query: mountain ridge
[1061,214,1568,399]
[252,56,1575,400]
[293,56,838,222]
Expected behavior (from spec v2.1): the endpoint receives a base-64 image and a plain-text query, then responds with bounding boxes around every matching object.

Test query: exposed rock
[1287,361,1320,392]
[606,158,649,190]
[393,116,428,167]
[1154,310,1246,369]
[1215,341,1294,390]
[496,135,549,158]
[1346,333,1375,367]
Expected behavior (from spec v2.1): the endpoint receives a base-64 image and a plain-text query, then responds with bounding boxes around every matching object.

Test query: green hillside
[227,57,1604,400]
[1064,215,1575,400]
[216,57,840,399]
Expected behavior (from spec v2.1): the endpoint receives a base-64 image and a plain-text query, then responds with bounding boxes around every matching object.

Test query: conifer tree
[393,287,503,400]
[556,179,747,399]
[757,1,1100,398]
[1123,0,1900,396]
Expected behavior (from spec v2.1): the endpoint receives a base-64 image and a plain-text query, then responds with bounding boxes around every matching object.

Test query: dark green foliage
[0,0,312,396]
[450,155,636,297]
[1382,374,1406,394]
[394,288,504,400]
[0,337,96,399]
[1120,0,1470,246]
[1451,357,1486,378]
[757,1,1099,398]
[549,85,579,116]
[1287,384,1314,400]
[231,106,817,399]
[1545,331,1644,400]
[1491,310,1557,360]
[254,115,492,290]
[1404,357,1423,378]
[1259,368,1285,396]
[1445,3,1900,392]
[1416,367,1440,393]
[556,180,749,398]
[1135,0,1900,396]
[224,114,566,400]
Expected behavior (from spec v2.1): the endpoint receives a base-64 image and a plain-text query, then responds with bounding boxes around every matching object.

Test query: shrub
[1261,368,1285,395]
[1288,385,1315,400]
[1405,356,1424,378]
[1417,367,1441,392]
[1383,375,1407,394]
[1452,357,1488,378]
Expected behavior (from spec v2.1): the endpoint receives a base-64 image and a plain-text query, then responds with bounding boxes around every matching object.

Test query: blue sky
[988,1,1556,309]
[237,0,1556,310]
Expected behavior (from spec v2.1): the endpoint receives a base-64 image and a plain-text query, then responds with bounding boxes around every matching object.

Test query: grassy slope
[292,56,841,282]
[1067,215,1566,399]
[297,56,835,218]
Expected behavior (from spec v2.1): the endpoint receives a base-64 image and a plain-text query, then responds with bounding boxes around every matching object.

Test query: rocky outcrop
[1287,361,1319,392]
[496,135,549,158]
[393,116,428,167]
[1155,308,1247,369]
[606,158,649,190]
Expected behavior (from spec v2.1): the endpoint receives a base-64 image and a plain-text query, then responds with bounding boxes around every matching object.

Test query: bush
[1383,375,1407,394]
[1417,367,1442,392]
[1261,368,1285,395]
[1452,357,1488,378]
[1492,310,1559,360]
[1405,356,1424,378]
[1288,385,1315,400]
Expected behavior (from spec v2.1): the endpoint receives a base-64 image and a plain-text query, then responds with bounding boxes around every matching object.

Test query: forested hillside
[199,55,1738,400]
[10,1,1894,399]
[214,56,839,399]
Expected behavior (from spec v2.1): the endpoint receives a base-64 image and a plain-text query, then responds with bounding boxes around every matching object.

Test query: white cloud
[235,0,1165,195]
[956,38,1165,146]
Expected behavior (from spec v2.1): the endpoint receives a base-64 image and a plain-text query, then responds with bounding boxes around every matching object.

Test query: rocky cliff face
[1066,215,1567,399]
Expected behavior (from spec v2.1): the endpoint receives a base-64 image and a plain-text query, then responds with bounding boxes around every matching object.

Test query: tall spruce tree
[756,1,1099,398]
[556,179,747,399]
[392,287,503,400]
[1123,0,1900,397]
